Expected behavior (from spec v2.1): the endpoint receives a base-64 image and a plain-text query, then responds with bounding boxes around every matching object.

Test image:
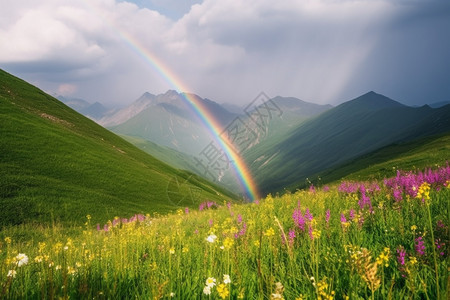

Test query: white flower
[205,277,216,288]
[206,234,217,243]
[203,286,211,295]
[223,274,231,284]
[271,293,283,299]
[7,270,16,278]
[169,292,175,297]
[16,253,28,267]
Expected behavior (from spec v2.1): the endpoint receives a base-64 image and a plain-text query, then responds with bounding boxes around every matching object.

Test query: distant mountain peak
[344,91,405,111]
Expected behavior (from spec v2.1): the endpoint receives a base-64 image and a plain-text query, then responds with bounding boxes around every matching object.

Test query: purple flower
[288,228,296,245]
[304,208,313,222]
[325,209,331,225]
[415,237,426,256]
[349,209,355,221]
[185,207,189,214]
[340,213,347,224]
[308,225,313,241]
[237,214,242,224]
[293,209,306,231]
[323,186,330,192]
[397,248,406,265]
[435,239,446,257]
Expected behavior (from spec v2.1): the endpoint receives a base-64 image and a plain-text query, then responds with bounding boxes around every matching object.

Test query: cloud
[0,0,449,106]
[57,83,77,96]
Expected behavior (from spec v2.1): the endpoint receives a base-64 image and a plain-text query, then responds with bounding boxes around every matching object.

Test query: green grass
[0,69,235,227]
[0,169,448,299]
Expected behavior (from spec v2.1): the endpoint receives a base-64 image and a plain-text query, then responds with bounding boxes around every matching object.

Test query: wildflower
[223,274,231,284]
[205,277,216,288]
[325,209,330,225]
[312,229,321,239]
[217,283,229,299]
[409,256,418,266]
[288,228,296,245]
[271,282,285,299]
[16,253,28,267]
[415,236,426,256]
[264,227,275,237]
[340,213,347,224]
[416,182,431,202]
[67,266,76,275]
[34,256,43,263]
[182,247,189,253]
[170,292,175,297]
[169,248,175,254]
[237,214,242,223]
[411,225,417,232]
[55,265,62,270]
[4,237,11,244]
[397,248,406,265]
[203,286,211,295]
[293,209,306,231]
[304,209,313,222]
[310,276,316,287]
[435,239,446,256]
[223,237,234,249]
[7,270,16,278]
[206,234,217,243]
[376,247,390,267]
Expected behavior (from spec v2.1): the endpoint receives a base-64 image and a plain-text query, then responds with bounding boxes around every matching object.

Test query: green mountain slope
[246,91,450,195]
[0,69,234,227]
[296,132,450,189]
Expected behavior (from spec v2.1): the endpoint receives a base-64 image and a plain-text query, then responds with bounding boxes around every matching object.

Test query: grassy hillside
[0,69,235,227]
[303,132,450,188]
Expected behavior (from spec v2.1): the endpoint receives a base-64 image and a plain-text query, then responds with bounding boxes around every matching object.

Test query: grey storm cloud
[0,0,449,106]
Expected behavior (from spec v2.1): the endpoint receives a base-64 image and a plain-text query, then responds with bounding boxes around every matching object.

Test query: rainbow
[86,3,259,200]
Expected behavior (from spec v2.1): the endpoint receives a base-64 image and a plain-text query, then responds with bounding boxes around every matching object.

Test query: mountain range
[54,85,450,198]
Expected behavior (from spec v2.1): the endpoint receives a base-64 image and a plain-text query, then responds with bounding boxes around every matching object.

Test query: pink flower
[415,237,426,256]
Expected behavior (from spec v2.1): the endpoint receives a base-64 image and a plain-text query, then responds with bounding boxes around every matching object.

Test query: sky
[0,0,449,107]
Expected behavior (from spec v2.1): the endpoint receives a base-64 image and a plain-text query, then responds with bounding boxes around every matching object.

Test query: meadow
[0,164,449,299]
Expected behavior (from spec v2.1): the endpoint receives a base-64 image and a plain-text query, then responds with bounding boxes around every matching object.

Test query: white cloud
[57,83,77,96]
[0,0,448,105]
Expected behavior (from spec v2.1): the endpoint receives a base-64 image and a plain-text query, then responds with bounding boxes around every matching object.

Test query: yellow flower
[411,225,417,231]
[182,247,189,253]
[312,229,321,239]
[253,240,260,247]
[223,237,234,249]
[264,227,275,237]
[169,248,175,254]
[416,182,431,202]
[4,237,11,244]
[217,283,229,299]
